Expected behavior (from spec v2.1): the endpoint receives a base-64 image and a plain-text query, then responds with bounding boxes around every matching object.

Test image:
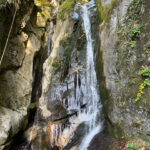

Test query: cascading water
[49,1,103,149]
[20,1,103,150]
[78,1,103,149]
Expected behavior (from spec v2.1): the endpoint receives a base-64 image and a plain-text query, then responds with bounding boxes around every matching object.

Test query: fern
[144,79,150,86]
[139,68,150,77]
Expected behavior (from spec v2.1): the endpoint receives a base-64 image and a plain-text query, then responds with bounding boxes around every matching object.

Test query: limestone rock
[100,0,150,137]
[39,19,74,119]
[36,12,46,27]
[0,34,41,110]
[0,106,27,146]
[0,1,41,147]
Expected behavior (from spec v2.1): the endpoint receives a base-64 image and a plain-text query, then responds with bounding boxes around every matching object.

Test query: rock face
[1,0,150,149]
[0,0,57,148]
[0,106,27,146]
[97,0,150,139]
[39,19,75,119]
[29,2,101,149]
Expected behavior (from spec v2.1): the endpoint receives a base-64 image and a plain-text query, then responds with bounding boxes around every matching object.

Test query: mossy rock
[57,0,91,21]
[29,103,36,109]
[107,121,124,139]
[58,0,75,21]
[95,0,120,22]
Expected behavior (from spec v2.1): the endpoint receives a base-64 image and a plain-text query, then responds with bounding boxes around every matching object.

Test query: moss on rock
[95,0,120,22]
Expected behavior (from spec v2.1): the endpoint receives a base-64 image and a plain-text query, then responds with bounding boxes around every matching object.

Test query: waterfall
[21,1,103,150]
[49,1,103,149]
[78,1,103,149]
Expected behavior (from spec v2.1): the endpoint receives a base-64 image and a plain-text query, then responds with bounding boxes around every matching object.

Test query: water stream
[49,1,103,149]
[21,1,103,150]
[78,2,103,149]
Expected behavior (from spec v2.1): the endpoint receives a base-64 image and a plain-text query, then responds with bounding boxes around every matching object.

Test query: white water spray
[78,1,103,149]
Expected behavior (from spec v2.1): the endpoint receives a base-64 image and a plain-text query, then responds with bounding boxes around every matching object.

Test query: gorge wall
[0,0,150,149]
[97,0,150,139]
[0,0,57,148]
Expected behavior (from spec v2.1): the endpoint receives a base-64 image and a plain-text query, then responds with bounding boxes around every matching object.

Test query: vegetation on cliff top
[34,0,56,19]
[58,0,75,21]
[58,0,88,21]
[95,0,120,22]
[34,0,88,21]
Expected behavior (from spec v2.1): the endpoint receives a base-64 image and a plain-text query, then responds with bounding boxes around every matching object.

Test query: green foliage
[52,58,64,68]
[95,0,120,22]
[34,0,54,19]
[144,142,150,149]
[0,0,11,4]
[129,25,143,40]
[57,0,94,21]
[58,0,75,21]
[144,79,150,86]
[34,0,54,7]
[128,143,139,150]
[60,37,72,47]
[135,68,150,102]
[60,36,74,59]
[127,141,150,150]
[29,103,36,109]
[64,48,73,59]
[7,0,11,3]
[139,68,150,77]
[130,41,136,48]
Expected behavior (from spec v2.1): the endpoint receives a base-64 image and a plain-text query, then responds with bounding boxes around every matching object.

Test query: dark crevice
[53,111,78,122]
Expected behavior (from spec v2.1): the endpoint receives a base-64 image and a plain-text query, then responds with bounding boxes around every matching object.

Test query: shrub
[130,41,136,48]
[128,143,140,150]
[139,68,150,77]
[58,0,75,21]
[129,25,143,40]
[95,0,120,22]
[144,79,150,86]
[135,67,150,102]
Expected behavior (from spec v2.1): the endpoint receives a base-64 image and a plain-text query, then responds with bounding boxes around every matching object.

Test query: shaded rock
[0,0,44,148]
[0,33,41,110]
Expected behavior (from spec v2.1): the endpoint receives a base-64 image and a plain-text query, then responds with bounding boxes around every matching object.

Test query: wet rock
[37,2,101,149]
[39,19,75,119]
[63,123,87,150]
